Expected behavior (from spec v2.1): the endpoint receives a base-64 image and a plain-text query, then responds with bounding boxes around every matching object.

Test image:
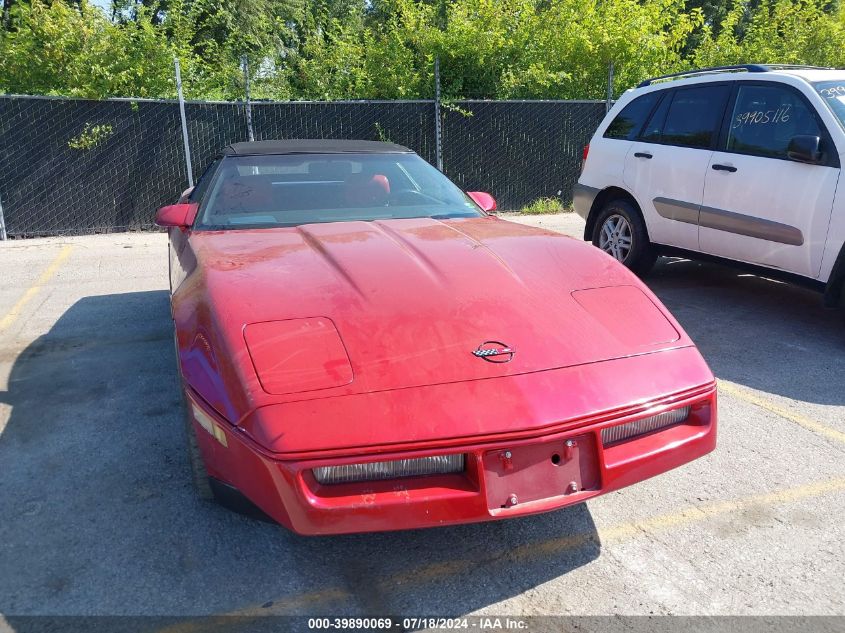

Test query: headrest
[344,174,390,207]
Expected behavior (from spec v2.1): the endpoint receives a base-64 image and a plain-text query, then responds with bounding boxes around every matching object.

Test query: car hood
[173,216,691,423]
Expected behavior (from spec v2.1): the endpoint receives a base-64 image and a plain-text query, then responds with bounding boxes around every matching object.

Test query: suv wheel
[592,199,657,275]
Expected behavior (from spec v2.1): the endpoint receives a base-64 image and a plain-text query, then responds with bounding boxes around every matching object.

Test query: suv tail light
[580,144,590,174]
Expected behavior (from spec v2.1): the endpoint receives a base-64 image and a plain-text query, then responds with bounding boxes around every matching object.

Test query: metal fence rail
[0,94,605,238]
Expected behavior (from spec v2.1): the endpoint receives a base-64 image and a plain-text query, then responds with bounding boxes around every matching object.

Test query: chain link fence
[0,94,605,238]
[442,100,607,208]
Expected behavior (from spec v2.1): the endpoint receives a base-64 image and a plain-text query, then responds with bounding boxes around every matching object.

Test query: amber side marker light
[601,406,692,446]
[191,403,228,448]
[313,454,465,485]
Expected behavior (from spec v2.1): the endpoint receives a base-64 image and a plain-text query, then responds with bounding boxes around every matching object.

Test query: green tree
[693,0,845,68]
[0,0,177,98]
[4,0,845,102]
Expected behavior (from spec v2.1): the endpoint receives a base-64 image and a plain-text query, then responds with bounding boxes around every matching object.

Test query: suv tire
[591,199,657,275]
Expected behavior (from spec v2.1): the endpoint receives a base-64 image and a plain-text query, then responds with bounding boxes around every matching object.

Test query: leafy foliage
[520,197,569,214]
[2,0,845,101]
[1,0,176,98]
[692,0,845,68]
[67,122,114,149]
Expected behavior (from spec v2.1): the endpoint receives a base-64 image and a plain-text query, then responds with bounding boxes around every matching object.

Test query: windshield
[813,81,845,129]
[195,153,483,230]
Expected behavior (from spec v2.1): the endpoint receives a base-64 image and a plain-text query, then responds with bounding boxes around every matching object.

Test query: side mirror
[467,191,497,213]
[787,135,822,164]
[155,203,198,229]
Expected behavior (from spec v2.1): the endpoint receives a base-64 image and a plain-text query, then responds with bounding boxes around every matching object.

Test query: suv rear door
[624,84,731,251]
[698,81,839,278]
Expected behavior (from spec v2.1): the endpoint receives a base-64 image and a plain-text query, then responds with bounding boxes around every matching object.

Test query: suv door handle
[634,152,653,159]
[712,164,737,172]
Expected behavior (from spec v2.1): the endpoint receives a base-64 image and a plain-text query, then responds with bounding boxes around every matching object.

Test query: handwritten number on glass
[732,104,792,128]
[820,85,845,98]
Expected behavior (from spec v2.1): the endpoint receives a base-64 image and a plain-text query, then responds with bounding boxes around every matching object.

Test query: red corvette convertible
[156,140,717,535]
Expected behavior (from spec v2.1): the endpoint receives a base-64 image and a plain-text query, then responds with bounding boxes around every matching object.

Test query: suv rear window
[603,92,661,140]
[642,85,730,149]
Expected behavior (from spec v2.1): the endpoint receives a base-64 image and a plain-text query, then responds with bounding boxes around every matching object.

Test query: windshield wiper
[429,213,475,220]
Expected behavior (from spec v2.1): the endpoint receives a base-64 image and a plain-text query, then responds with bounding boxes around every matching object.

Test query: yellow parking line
[400,476,845,581]
[158,475,845,628]
[601,476,845,541]
[231,587,352,617]
[718,379,845,446]
[0,245,73,333]
[155,588,353,633]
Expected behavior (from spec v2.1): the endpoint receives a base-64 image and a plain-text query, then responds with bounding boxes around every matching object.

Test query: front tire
[591,199,656,275]
[180,390,215,501]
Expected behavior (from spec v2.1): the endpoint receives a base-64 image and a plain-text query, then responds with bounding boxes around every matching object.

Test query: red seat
[344,174,390,207]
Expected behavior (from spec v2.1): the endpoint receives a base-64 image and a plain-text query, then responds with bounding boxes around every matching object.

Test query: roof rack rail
[760,64,835,71]
[637,65,768,88]
[637,64,836,88]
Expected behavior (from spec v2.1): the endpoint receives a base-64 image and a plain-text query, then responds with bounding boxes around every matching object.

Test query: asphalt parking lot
[1,213,844,623]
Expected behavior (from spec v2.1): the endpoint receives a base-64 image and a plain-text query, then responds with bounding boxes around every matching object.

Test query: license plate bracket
[482,434,600,510]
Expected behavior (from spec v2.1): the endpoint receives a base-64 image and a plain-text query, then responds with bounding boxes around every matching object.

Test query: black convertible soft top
[222,139,413,156]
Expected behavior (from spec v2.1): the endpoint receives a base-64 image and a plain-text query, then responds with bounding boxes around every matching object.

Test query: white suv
[574,64,845,309]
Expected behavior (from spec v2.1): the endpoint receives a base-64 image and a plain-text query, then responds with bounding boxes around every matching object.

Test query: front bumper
[187,375,717,536]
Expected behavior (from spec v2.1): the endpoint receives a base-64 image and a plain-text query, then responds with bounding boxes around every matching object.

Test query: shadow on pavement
[0,291,600,620]
[648,256,845,405]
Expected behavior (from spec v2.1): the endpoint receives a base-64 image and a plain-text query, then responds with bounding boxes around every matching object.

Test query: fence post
[434,56,443,171]
[241,55,255,142]
[0,193,7,241]
[174,57,194,188]
[606,61,615,112]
